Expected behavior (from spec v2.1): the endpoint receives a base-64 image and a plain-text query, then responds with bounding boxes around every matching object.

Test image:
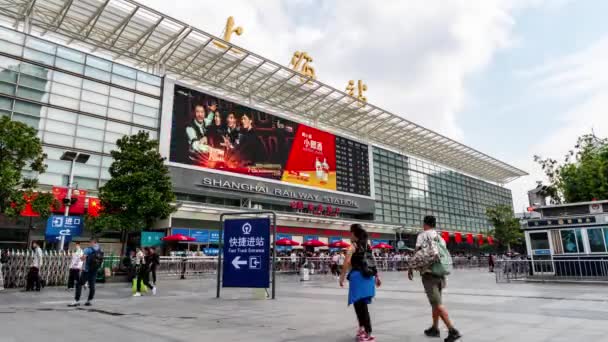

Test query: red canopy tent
[328,240,351,248]
[477,234,484,245]
[301,239,327,247]
[441,231,450,243]
[487,236,494,245]
[162,234,195,242]
[371,243,393,249]
[466,233,474,245]
[454,232,463,244]
[275,238,300,246]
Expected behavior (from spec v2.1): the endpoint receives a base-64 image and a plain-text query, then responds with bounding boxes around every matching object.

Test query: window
[561,229,582,254]
[587,228,606,253]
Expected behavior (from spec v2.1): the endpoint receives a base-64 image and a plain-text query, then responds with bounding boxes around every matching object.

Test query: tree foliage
[87,131,175,234]
[535,133,608,204]
[486,205,523,252]
[0,116,56,218]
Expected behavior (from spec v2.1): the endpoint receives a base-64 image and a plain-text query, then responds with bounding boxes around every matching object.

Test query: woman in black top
[339,224,381,342]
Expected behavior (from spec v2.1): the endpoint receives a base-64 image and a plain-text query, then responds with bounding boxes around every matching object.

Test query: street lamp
[59,151,90,251]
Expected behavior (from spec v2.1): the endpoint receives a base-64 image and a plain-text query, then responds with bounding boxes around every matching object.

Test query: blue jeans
[75,270,96,302]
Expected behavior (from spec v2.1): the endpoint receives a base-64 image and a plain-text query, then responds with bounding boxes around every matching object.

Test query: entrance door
[529,231,554,275]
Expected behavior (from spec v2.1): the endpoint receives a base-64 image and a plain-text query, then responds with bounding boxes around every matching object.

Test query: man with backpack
[408,216,461,342]
[69,238,103,307]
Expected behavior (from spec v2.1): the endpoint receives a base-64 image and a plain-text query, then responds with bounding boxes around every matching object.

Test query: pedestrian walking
[331,253,339,277]
[0,249,7,291]
[339,224,381,342]
[133,247,155,297]
[149,247,160,285]
[408,216,461,342]
[69,238,103,307]
[337,251,345,276]
[67,243,83,290]
[488,254,495,273]
[26,241,43,291]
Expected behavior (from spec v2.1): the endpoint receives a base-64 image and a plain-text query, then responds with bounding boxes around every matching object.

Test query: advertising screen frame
[159,78,374,200]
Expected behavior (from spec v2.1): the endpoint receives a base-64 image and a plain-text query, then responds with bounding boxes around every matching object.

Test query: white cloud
[139,0,532,140]
[508,33,608,210]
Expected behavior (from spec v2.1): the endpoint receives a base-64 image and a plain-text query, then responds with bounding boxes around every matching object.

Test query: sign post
[216,211,277,299]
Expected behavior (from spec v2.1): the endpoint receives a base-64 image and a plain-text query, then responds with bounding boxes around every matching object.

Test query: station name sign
[200,176,359,208]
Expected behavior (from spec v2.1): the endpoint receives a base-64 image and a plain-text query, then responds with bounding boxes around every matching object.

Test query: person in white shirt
[26,241,43,291]
[337,252,345,276]
[67,243,84,290]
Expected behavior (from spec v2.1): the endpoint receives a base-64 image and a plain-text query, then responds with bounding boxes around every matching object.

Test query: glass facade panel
[372,146,513,232]
[0,27,162,192]
[561,230,579,254]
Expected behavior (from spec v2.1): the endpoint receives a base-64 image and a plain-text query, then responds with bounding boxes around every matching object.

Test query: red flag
[487,236,494,245]
[477,234,484,245]
[88,197,101,217]
[454,232,463,243]
[466,233,474,245]
[21,193,40,217]
[441,231,450,243]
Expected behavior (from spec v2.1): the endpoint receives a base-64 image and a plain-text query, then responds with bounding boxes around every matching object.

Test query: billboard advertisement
[169,85,370,196]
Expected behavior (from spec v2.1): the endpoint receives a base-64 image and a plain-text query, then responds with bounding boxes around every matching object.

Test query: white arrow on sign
[59,229,71,236]
[232,256,248,269]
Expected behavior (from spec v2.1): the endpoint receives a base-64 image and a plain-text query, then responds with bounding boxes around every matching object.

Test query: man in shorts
[408,216,461,342]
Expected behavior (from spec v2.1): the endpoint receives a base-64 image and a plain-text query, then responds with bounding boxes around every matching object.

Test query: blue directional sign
[46,215,83,237]
[190,230,209,243]
[222,218,270,288]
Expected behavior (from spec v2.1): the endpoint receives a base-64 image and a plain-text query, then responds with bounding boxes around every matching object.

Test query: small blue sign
[276,234,292,252]
[304,235,319,241]
[209,231,221,243]
[329,236,342,252]
[533,249,551,256]
[204,248,219,256]
[172,228,190,237]
[222,218,270,288]
[46,215,83,237]
[371,239,389,246]
[191,230,209,243]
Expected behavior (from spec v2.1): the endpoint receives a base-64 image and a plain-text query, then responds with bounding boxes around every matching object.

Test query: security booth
[523,200,608,278]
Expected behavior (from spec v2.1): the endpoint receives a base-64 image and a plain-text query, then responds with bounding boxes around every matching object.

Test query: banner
[141,232,165,247]
[169,85,370,196]
[52,187,87,215]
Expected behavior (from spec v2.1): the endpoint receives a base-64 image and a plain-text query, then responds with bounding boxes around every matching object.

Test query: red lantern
[466,233,474,245]
[454,232,463,243]
[441,231,450,243]
[487,236,494,245]
[477,234,484,245]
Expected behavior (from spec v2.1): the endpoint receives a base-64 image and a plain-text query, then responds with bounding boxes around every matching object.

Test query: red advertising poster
[281,125,336,190]
[52,186,87,215]
[169,85,371,196]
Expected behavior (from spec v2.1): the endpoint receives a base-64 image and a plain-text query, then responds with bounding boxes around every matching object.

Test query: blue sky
[141,0,608,210]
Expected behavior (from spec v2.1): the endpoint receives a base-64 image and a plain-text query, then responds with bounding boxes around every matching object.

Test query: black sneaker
[424,327,440,338]
[84,301,92,306]
[444,329,461,342]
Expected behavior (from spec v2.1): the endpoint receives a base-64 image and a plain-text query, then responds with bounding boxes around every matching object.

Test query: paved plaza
[1,269,607,342]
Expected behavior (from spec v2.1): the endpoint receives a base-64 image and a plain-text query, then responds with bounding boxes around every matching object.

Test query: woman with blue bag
[339,224,382,342]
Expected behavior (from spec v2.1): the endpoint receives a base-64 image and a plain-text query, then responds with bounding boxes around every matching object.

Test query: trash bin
[300,267,310,281]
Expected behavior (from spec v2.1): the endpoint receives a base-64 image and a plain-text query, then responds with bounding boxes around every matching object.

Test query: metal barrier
[0,250,492,288]
[496,259,608,283]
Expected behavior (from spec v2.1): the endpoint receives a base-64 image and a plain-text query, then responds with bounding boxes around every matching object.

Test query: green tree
[486,205,523,253]
[0,116,55,218]
[535,133,608,203]
[88,131,175,249]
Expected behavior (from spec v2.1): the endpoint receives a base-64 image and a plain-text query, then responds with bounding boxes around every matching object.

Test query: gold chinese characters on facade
[346,80,367,104]
[289,51,316,81]
[213,16,244,49]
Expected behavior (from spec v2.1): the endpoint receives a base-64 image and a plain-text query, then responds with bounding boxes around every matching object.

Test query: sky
[139,0,608,211]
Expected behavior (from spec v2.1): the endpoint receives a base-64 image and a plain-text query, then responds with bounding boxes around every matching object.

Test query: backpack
[356,243,378,278]
[89,248,104,271]
[408,233,440,271]
[430,236,452,277]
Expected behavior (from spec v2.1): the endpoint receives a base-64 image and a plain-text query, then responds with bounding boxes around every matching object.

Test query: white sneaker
[133,292,142,297]
[152,287,157,296]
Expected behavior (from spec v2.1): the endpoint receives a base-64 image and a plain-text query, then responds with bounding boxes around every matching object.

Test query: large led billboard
[169,85,370,196]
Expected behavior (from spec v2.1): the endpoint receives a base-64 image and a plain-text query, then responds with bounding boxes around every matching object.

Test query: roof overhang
[0,0,528,184]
